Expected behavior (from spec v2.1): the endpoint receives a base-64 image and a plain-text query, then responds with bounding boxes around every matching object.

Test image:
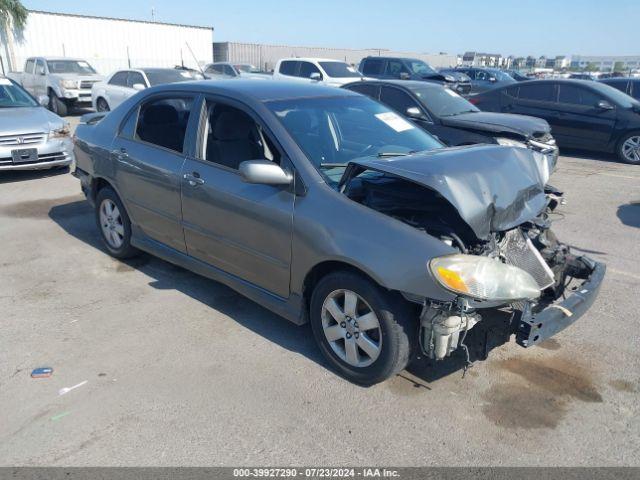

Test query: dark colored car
[359,57,471,94]
[599,77,640,101]
[505,70,531,82]
[441,67,516,95]
[342,80,558,162]
[568,73,595,81]
[73,80,604,385]
[470,79,640,164]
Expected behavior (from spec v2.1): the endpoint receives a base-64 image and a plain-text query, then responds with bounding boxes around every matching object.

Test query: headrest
[143,104,178,125]
[213,110,254,140]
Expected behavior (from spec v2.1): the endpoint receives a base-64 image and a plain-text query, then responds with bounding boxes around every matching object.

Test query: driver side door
[180,97,295,298]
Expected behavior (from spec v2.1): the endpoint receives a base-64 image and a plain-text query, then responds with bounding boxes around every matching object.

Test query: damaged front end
[339,145,605,362]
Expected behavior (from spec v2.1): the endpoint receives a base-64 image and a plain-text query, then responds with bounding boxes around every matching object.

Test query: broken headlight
[429,254,541,301]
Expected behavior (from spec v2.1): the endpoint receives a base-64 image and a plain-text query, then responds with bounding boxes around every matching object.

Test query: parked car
[505,70,531,82]
[360,57,471,94]
[73,80,604,384]
[470,79,640,164]
[599,77,640,101]
[568,73,595,81]
[204,62,270,80]
[0,77,73,171]
[441,67,516,95]
[342,80,558,164]
[273,58,364,86]
[7,57,103,116]
[92,68,197,112]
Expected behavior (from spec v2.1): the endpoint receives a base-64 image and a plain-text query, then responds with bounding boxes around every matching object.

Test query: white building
[0,10,214,75]
[213,42,457,71]
[570,55,640,72]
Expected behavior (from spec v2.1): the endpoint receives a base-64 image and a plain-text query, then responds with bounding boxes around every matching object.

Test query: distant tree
[584,62,599,72]
[0,0,28,72]
[613,61,625,72]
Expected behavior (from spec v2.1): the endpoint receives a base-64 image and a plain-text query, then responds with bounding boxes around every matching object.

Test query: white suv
[273,58,364,87]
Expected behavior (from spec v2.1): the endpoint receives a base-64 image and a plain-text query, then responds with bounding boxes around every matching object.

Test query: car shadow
[617,201,640,228]
[0,166,70,184]
[559,148,620,164]
[48,198,499,387]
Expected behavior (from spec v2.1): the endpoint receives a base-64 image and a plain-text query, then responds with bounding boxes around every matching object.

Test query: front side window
[268,96,443,186]
[279,61,298,76]
[362,59,384,75]
[35,60,46,75]
[127,72,146,88]
[319,62,360,78]
[25,59,35,73]
[202,100,279,169]
[518,83,556,102]
[476,70,491,81]
[0,79,38,108]
[47,60,96,74]
[299,62,321,79]
[558,86,602,107]
[385,60,410,77]
[135,97,194,153]
[206,64,225,75]
[380,87,421,116]
[109,72,128,86]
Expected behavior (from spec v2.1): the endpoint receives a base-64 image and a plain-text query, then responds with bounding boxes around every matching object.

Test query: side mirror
[310,72,322,81]
[597,100,614,110]
[239,160,293,186]
[406,106,423,119]
[132,83,146,91]
[38,70,46,76]
[399,72,411,80]
[37,95,49,106]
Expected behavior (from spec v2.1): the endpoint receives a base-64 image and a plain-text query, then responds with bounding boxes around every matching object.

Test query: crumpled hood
[342,145,550,239]
[441,112,550,138]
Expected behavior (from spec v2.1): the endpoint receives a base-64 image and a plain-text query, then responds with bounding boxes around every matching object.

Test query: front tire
[48,91,68,116]
[617,131,640,164]
[95,187,139,259]
[310,271,416,385]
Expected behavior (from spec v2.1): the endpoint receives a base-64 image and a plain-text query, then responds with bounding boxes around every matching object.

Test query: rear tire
[96,97,110,112]
[310,271,416,385]
[95,187,139,259]
[617,131,640,164]
[48,91,68,116]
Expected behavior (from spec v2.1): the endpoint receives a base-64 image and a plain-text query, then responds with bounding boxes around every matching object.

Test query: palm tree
[0,0,28,72]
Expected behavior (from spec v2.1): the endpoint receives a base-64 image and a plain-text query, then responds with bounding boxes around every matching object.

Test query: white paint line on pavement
[58,380,88,396]
[597,173,640,180]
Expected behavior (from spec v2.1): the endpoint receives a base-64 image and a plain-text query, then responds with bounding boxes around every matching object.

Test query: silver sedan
[0,78,73,171]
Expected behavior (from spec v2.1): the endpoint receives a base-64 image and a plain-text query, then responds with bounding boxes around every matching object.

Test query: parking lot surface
[0,115,639,466]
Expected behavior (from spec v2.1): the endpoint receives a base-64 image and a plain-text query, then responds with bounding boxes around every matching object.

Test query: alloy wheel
[622,135,640,163]
[321,289,382,367]
[99,199,125,249]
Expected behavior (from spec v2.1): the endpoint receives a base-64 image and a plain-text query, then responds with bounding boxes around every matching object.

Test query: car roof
[347,79,442,91]
[38,56,87,62]
[362,56,420,62]
[149,79,360,102]
[279,58,345,63]
[600,77,637,81]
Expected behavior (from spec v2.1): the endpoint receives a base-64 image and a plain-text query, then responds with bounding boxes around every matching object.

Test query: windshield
[319,62,361,78]
[268,96,443,186]
[235,64,260,73]
[144,69,194,86]
[0,79,38,108]
[409,60,438,76]
[413,87,479,117]
[46,60,96,74]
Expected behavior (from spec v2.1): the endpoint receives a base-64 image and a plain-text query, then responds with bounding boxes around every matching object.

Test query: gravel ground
[0,115,638,466]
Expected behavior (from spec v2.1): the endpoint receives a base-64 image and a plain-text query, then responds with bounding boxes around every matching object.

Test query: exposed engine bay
[342,166,599,363]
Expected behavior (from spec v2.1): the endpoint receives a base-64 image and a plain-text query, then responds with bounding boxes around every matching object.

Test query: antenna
[151,6,156,22]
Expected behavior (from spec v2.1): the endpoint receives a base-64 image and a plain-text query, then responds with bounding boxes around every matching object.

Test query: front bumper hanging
[516,256,606,348]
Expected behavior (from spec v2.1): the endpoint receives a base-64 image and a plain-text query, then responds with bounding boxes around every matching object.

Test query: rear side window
[135,97,194,153]
[558,86,602,107]
[362,59,384,75]
[279,61,298,76]
[345,84,379,99]
[109,72,128,86]
[518,83,556,102]
[299,61,321,79]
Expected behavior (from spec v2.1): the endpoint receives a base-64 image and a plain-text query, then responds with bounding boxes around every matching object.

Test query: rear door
[361,58,385,78]
[33,59,47,97]
[180,97,295,297]
[507,82,559,126]
[22,59,35,94]
[111,93,199,253]
[553,84,617,148]
[106,71,130,108]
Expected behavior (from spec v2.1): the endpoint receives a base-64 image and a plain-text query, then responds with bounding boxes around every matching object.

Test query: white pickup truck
[8,57,103,116]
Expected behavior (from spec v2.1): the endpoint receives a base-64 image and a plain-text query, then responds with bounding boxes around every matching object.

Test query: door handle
[111,148,128,160]
[183,172,205,186]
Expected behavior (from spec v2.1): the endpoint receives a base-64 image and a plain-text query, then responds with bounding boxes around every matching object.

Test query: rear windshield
[47,60,96,74]
[143,69,193,86]
[319,62,361,78]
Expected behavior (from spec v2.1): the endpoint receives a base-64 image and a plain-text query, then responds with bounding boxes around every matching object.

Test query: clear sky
[21,0,638,57]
